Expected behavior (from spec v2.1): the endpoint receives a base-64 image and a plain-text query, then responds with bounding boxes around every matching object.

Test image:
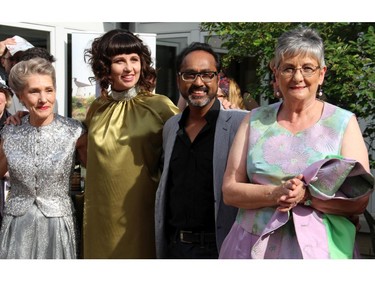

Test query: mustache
[189,85,208,93]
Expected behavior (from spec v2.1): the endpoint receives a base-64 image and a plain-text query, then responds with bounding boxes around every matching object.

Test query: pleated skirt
[0,204,76,259]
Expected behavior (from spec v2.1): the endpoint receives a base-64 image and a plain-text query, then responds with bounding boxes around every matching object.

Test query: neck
[29,113,55,127]
[110,86,138,101]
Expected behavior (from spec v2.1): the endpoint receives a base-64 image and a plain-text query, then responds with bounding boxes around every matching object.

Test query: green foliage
[201,22,375,168]
[72,96,95,122]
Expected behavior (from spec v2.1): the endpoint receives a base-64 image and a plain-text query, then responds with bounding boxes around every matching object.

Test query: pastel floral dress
[219,101,354,259]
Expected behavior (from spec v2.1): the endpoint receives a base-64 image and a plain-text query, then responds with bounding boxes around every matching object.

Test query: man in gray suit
[155,42,248,258]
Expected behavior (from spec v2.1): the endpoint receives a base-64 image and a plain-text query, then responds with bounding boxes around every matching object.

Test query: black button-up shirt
[166,99,220,232]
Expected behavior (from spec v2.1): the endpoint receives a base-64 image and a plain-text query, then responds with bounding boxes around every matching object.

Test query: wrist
[301,188,312,206]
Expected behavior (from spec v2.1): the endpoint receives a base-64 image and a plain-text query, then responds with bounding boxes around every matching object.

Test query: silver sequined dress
[0,114,86,259]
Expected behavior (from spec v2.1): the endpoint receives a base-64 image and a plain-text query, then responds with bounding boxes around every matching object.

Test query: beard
[187,94,212,107]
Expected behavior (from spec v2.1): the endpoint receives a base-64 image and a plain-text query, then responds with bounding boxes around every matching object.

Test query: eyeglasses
[178,71,218,83]
[279,65,320,78]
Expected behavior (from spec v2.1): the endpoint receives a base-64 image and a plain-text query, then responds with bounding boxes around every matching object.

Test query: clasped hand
[276,174,306,212]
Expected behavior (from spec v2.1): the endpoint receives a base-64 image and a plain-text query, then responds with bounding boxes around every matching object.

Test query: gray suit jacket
[155,106,248,258]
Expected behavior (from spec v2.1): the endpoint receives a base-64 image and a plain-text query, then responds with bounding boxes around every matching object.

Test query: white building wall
[0,22,119,116]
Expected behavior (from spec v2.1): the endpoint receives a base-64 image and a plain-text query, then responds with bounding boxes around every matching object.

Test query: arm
[75,133,87,168]
[0,38,16,56]
[222,113,305,210]
[0,140,8,178]
[308,115,371,216]
[5,111,29,125]
[341,115,370,172]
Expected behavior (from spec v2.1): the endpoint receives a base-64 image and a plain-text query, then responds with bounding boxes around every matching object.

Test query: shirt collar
[179,98,220,128]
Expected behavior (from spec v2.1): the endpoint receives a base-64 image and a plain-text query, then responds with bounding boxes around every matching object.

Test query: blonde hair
[227,78,245,110]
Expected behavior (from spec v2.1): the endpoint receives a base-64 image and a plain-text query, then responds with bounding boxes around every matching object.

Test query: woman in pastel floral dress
[219,27,373,259]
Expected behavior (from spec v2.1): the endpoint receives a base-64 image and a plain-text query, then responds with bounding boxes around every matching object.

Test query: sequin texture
[0,114,85,259]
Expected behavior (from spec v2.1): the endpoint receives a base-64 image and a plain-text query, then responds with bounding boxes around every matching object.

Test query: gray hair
[8,57,56,95]
[274,27,325,68]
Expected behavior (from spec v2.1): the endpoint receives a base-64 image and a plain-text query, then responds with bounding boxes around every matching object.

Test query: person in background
[0,36,34,114]
[0,58,87,258]
[0,82,12,128]
[219,27,372,259]
[155,42,248,259]
[0,81,12,226]
[19,47,56,63]
[83,29,179,259]
[0,37,18,79]
[217,76,246,110]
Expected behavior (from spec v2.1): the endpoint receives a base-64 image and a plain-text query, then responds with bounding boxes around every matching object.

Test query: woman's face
[110,53,141,91]
[275,54,326,101]
[0,91,7,115]
[19,74,56,126]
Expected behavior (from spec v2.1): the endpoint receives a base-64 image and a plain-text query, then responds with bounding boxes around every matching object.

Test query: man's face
[177,50,219,108]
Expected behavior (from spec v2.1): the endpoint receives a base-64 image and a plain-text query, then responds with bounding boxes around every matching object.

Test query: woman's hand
[0,38,16,56]
[5,111,28,125]
[218,96,239,109]
[277,174,306,212]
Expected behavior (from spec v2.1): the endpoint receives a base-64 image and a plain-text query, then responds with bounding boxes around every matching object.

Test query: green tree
[201,22,375,168]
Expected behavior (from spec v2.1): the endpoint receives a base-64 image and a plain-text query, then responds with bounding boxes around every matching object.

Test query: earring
[317,85,323,97]
[275,91,281,98]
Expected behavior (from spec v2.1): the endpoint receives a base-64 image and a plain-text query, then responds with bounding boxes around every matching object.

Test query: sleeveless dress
[219,101,360,259]
[0,115,86,259]
[83,90,179,258]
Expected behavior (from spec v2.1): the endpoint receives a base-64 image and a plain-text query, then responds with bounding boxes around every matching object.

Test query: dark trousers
[165,230,219,259]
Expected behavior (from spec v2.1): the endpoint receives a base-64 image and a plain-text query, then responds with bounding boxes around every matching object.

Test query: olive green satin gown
[83,91,179,258]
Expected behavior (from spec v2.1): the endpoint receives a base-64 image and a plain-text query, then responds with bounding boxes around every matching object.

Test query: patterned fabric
[83,91,179,258]
[219,101,368,259]
[0,115,86,258]
[302,156,374,200]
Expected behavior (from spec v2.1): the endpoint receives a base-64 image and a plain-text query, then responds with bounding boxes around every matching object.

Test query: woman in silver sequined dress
[0,57,87,258]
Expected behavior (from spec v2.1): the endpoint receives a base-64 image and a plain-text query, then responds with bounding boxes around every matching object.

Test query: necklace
[110,86,138,101]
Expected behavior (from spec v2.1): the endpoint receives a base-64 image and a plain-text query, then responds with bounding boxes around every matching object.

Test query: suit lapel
[213,110,231,216]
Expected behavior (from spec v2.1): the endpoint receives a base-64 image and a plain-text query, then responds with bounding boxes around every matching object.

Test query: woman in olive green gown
[83,29,179,258]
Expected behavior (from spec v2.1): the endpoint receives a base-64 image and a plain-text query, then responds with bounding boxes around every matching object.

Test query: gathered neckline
[109,86,138,101]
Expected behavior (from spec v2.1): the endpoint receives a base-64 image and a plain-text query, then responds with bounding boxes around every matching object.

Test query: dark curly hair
[84,29,156,97]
